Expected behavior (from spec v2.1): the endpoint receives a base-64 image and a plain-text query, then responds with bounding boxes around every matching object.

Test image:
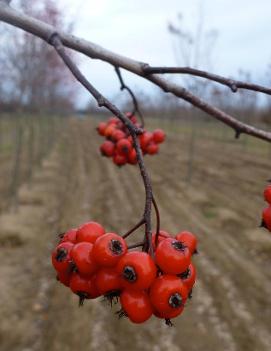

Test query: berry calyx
[92,233,127,267]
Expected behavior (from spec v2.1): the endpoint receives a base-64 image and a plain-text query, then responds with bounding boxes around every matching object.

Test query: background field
[0,115,271,351]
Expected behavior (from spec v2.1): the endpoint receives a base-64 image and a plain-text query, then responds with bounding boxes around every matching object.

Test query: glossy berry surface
[155,238,191,274]
[117,251,157,290]
[92,232,127,267]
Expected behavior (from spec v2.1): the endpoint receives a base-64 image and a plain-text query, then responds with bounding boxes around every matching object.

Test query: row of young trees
[0,0,76,113]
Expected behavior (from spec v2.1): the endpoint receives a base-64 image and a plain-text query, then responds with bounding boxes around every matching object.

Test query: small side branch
[143,65,271,95]
[115,66,145,127]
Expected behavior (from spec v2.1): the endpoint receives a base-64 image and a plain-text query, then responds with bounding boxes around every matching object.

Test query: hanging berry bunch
[261,184,271,231]
[97,113,166,167]
[51,221,197,325]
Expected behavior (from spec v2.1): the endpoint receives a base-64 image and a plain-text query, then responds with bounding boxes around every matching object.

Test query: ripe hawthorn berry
[175,231,198,255]
[52,241,73,274]
[264,185,271,204]
[76,221,105,244]
[127,149,137,165]
[262,206,271,231]
[111,129,126,142]
[70,273,100,305]
[71,242,98,277]
[95,267,122,295]
[116,139,132,155]
[117,251,157,290]
[150,275,188,315]
[113,153,127,166]
[59,228,77,244]
[100,141,115,157]
[92,233,127,267]
[56,270,71,287]
[120,290,153,324]
[179,263,196,292]
[140,131,153,151]
[153,129,166,144]
[146,142,159,155]
[104,125,116,138]
[97,122,107,136]
[155,238,191,275]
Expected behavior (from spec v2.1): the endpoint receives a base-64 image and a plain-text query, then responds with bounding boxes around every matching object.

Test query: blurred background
[0,1,271,350]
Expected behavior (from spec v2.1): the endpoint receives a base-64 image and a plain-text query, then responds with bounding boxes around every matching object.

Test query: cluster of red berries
[51,221,197,325]
[96,113,166,166]
[261,184,271,231]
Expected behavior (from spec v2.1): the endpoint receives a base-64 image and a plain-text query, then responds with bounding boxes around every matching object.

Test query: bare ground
[0,117,271,351]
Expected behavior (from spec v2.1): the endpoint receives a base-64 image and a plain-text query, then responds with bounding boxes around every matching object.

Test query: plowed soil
[0,117,271,351]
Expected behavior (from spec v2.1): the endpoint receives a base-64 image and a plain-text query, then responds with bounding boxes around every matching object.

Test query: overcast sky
[60,0,271,106]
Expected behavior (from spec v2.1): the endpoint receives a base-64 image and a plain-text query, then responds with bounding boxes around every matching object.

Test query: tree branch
[49,33,154,257]
[143,65,271,95]
[1,3,271,143]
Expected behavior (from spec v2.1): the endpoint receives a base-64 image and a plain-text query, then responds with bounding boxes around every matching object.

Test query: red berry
[104,125,116,138]
[76,221,105,244]
[95,267,122,295]
[52,241,73,274]
[146,142,159,155]
[71,242,98,277]
[127,148,137,165]
[116,139,132,155]
[262,206,271,231]
[97,122,107,136]
[120,290,153,324]
[175,231,198,254]
[117,252,157,290]
[179,263,196,292]
[59,228,77,244]
[113,153,127,166]
[155,238,191,274]
[70,273,100,304]
[92,233,127,267]
[150,275,188,315]
[264,185,271,204]
[100,140,115,157]
[153,129,165,143]
[140,132,153,151]
[56,270,71,287]
[111,129,126,142]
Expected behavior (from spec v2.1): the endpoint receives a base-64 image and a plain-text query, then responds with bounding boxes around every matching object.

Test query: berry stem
[152,196,161,247]
[122,218,145,239]
[114,66,145,128]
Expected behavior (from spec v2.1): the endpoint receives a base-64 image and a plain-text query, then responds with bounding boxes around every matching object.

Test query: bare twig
[143,65,271,95]
[114,66,144,127]
[49,33,154,257]
[122,218,145,239]
[1,3,271,142]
